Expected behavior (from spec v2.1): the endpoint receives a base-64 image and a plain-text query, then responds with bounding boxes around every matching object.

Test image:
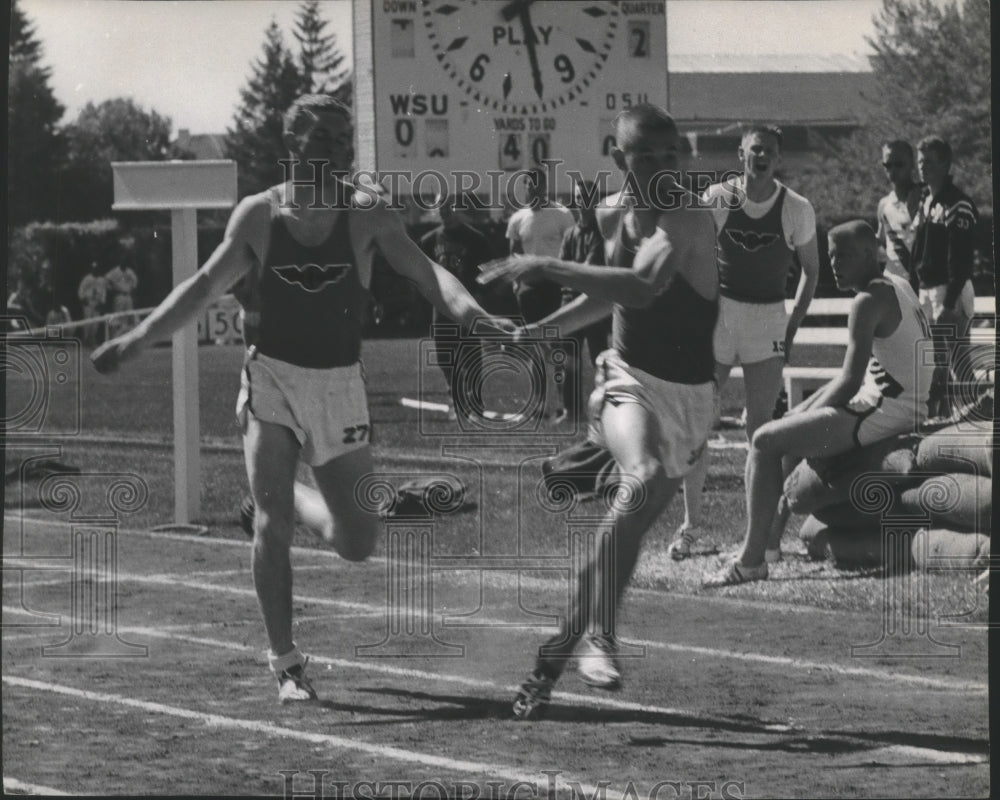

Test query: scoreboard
[359,0,668,198]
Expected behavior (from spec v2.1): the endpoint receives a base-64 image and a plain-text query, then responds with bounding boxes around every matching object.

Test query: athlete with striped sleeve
[911,136,980,418]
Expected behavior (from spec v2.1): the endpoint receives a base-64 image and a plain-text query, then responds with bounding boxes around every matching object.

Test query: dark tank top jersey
[717,184,794,303]
[256,185,369,369]
[610,214,717,385]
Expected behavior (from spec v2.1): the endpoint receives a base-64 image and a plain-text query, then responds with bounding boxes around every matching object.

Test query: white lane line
[0,513,951,620]
[400,397,523,421]
[2,777,72,796]
[1,674,629,799]
[3,567,377,612]
[865,744,987,765]
[4,515,987,693]
[6,615,788,730]
[641,640,987,693]
[4,562,338,589]
[5,627,986,766]
[6,566,985,695]
[113,623,794,728]
[1,610,383,642]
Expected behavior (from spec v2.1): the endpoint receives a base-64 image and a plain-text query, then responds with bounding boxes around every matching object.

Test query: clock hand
[500,0,535,23]
[518,5,544,100]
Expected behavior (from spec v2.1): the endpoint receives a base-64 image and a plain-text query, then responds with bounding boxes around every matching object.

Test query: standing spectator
[44,294,73,327]
[78,261,109,345]
[506,168,575,421]
[419,190,495,420]
[106,262,139,312]
[105,262,139,338]
[7,276,45,331]
[673,125,819,560]
[911,136,979,419]
[556,179,611,425]
[876,140,922,286]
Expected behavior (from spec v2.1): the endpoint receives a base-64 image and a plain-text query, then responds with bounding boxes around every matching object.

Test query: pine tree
[9,0,66,225]
[225,20,304,197]
[294,0,350,95]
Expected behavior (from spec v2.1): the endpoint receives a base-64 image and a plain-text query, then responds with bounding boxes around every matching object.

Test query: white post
[171,208,200,523]
[112,160,236,526]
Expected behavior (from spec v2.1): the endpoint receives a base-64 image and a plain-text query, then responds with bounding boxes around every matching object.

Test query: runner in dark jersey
[479,104,719,718]
[93,94,512,704]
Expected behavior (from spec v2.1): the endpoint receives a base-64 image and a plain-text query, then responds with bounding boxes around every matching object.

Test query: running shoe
[276,657,318,704]
[702,560,768,588]
[512,668,556,720]
[576,635,622,690]
[667,526,701,561]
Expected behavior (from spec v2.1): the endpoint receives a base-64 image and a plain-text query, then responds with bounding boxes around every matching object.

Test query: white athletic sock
[268,644,306,674]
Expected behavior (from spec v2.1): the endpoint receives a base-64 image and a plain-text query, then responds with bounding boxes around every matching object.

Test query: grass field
[3,338,991,797]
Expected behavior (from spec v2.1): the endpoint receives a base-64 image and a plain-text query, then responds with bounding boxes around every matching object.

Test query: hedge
[9,212,993,335]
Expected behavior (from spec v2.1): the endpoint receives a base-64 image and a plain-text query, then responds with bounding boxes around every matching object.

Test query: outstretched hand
[470,315,519,337]
[512,322,541,343]
[476,255,547,287]
[90,335,140,374]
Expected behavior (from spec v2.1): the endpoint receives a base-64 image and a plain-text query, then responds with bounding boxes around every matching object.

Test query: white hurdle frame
[111,160,237,524]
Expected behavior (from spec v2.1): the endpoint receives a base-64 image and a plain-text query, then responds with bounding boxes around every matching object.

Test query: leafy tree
[59,98,175,220]
[8,0,66,226]
[867,0,990,205]
[225,20,304,197]
[294,0,350,95]
[795,0,991,226]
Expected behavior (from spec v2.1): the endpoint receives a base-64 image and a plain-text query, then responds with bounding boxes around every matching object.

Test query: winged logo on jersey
[726,229,782,253]
[272,263,352,293]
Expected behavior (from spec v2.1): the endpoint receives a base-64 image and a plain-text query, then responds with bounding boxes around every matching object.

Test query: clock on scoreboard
[366,0,667,196]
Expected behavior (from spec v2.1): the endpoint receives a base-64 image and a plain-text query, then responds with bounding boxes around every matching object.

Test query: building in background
[669,54,876,175]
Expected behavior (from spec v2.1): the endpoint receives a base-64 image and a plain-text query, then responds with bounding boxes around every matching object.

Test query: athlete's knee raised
[750,420,786,455]
[617,458,669,507]
[333,533,376,562]
[331,512,378,562]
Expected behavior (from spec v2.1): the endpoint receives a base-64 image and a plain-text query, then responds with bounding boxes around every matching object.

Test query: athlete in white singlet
[704,220,934,586]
